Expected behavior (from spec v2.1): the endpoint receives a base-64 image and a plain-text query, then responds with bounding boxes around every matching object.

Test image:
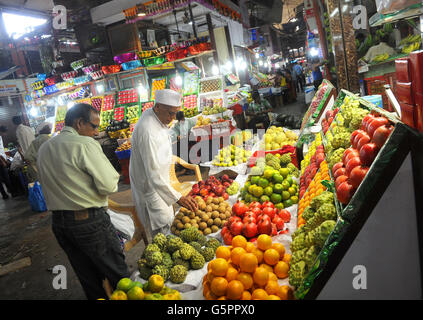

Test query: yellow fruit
[127,286,145,300]
[148,275,164,293]
[110,290,128,300]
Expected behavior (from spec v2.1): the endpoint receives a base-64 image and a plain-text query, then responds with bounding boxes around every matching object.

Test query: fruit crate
[150,77,167,101]
[91,96,103,111]
[141,101,154,113]
[102,95,116,111]
[113,106,126,121]
[125,104,141,121]
[117,89,139,105]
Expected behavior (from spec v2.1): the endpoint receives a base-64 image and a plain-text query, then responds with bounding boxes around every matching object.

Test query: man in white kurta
[129,89,198,240]
[13,116,35,154]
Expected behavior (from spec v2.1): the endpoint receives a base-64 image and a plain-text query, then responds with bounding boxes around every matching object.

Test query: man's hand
[177,195,198,213]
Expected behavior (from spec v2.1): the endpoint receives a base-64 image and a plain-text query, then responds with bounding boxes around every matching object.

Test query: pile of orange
[202,234,294,300]
[297,160,329,227]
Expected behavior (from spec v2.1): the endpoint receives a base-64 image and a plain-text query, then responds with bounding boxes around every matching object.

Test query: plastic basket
[142,56,166,67]
[43,84,59,95]
[121,59,142,71]
[115,149,131,160]
[102,65,121,74]
[74,75,91,85]
[188,42,211,55]
[61,71,78,80]
[90,70,105,80]
[45,75,61,86]
[82,64,101,75]
[137,50,154,59]
[71,58,88,71]
[114,52,137,64]
[166,48,188,62]
[31,81,45,90]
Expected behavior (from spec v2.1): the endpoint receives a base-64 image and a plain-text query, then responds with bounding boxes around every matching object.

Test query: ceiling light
[212,65,219,75]
[259,60,263,66]
[175,75,183,86]
[96,84,104,94]
[255,53,260,59]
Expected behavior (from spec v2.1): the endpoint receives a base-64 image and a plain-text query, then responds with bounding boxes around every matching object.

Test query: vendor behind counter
[246,90,272,131]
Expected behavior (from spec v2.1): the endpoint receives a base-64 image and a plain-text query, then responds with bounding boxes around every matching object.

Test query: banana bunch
[402,41,421,54]
[400,34,422,46]
[372,53,389,63]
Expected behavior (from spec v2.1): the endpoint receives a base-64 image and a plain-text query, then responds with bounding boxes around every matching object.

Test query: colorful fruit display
[138,230,220,285]
[201,99,225,115]
[113,106,125,121]
[300,82,329,130]
[194,115,211,127]
[202,234,294,300]
[200,78,221,93]
[126,105,140,123]
[260,126,298,151]
[221,201,291,244]
[109,275,181,300]
[297,160,330,226]
[151,78,166,101]
[188,175,235,200]
[141,101,154,112]
[212,145,252,167]
[102,95,115,111]
[299,146,326,198]
[333,113,394,205]
[289,191,337,289]
[171,197,231,236]
[116,141,131,152]
[321,107,339,134]
[100,110,114,131]
[117,88,139,105]
[183,94,198,110]
[241,155,299,208]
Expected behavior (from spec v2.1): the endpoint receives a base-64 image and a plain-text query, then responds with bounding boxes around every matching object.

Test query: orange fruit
[267,294,281,300]
[207,270,215,282]
[245,242,256,253]
[277,285,294,300]
[216,246,231,260]
[274,261,289,279]
[252,248,264,264]
[257,234,272,251]
[239,253,258,273]
[241,291,252,300]
[210,277,228,297]
[259,263,273,273]
[251,288,268,300]
[217,296,227,300]
[226,267,239,282]
[203,282,210,297]
[232,235,247,249]
[265,280,279,295]
[210,258,229,277]
[230,247,247,266]
[236,272,253,290]
[253,267,269,286]
[282,253,291,264]
[271,243,285,258]
[205,290,218,300]
[263,248,280,266]
[268,272,278,282]
[226,280,244,300]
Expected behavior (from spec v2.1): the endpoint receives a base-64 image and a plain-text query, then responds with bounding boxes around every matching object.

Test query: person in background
[246,90,272,131]
[170,111,196,144]
[0,125,12,199]
[312,65,324,90]
[24,122,52,183]
[13,115,35,156]
[293,62,304,92]
[130,89,198,242]
[37,103,129,300]
[362,34,396,63]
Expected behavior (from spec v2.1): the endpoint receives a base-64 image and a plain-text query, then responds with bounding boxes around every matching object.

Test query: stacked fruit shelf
[292,89,410,299]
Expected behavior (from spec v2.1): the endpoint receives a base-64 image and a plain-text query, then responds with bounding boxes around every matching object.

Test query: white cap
[155,89,182,107]
[36,121,52,135]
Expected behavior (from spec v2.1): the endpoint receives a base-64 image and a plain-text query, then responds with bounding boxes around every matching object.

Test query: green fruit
[282,191,291,201]
[116,278,134,292]
[272,173,283,184]
[260,195,270,203]
[274,184,283,194]
[279,168,289,178]
[275,203,284,210]
[290,196,299,204]
[271,193,282,204]
[245,193,252,203]
[253,186,264,198]
[283,199,293,208]
[286,176,293,185]
[281,181,290,190]
[264,186,273,196]
[258,178,269,188]
[251,176,260,185]
[288,187,296,196]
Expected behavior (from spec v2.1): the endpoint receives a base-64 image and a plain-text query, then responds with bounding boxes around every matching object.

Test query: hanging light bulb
[212,64,219,75]
[255,53,260,59]
[258,60,263,66]
[96,84,104,94]
[175,74,183,86]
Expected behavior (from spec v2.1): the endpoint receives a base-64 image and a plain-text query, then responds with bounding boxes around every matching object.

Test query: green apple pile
[212,145,252,167]
[183,107,199,118]
[240,167,299,209]
[126,105,140,123]
[202,105,226,115]
[100,110,114,131]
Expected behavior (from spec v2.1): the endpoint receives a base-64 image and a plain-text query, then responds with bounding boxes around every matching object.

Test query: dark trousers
[0,167,11,197]
[52,208,130,300]
[314,79,323,90]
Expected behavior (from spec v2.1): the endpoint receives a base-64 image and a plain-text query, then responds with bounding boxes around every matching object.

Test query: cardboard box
[395,58,411,83]
[399,102,416,129]
[395,81,413,105]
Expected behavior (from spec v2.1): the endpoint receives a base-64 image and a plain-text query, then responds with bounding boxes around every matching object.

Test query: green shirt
[24,134,50,182]
[37,126,120,211]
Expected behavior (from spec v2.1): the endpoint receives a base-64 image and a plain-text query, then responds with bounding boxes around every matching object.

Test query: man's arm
[82,141,120,195]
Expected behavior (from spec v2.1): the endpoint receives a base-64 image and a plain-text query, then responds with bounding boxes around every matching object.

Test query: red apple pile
[221,201,292,245]
[333,113,394,205]
[188,175,234,200]
[321,107,339,134]
[299,144,325,199]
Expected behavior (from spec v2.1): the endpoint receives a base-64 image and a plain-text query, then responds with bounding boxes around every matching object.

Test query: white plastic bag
[107,209,135,239]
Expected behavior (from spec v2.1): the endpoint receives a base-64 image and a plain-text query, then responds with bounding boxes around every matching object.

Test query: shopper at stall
[0,126,12,199]
[246,90,272,131]
[312,65,324,90]
[293,62,304,92]
[13,115,35,155]
[130,89,198,241]
[37,103,129,300]
[24,122,52,182]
